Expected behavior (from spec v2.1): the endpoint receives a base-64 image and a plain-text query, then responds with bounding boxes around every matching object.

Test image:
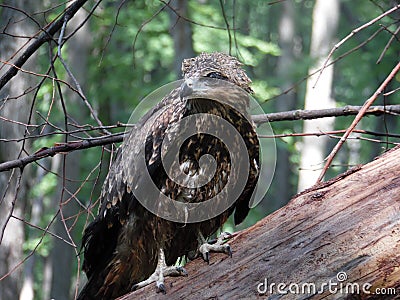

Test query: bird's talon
[204,252,210,263]
[156,283,166,294]
[177,266,188,276]
[226,245,232,257]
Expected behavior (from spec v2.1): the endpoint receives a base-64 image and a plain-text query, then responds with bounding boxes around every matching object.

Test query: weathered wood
[119,145,400,300]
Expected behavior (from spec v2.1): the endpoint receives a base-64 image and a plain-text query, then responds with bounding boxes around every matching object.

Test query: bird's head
[181,52,253,94]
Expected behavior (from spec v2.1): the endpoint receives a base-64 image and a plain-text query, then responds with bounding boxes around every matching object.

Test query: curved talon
[132,248,187,294]
[198,231,233,263]
[204,252,210,264]
[176,266,188,277]
[156,283,166,294]
[220,231,233,239]
[226,245,232,257]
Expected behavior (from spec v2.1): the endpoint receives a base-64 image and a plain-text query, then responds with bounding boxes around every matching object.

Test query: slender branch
[259,129,400,140]
[219,0,232,54]
[1,103,400,172]
[57,8,109,134]
[251,104,400,124]
[0,0,89,90]
[11,215,75,247]
[314,4,400,87]
[316,61,400,183]
[376,25,400,64]
[0,133,125,172]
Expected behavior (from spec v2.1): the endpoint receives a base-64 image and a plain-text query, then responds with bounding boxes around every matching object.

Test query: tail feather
[78,217,120,299]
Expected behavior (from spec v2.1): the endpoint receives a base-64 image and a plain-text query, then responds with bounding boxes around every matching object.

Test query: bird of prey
[78,52,260,299]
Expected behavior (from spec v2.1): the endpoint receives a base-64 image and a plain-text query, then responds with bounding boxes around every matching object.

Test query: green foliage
[30,173,57,200]
[20,1,399,296]
[23,235,52,257]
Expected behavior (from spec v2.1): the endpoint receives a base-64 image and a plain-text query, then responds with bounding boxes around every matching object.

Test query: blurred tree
[0,1,40,299]
[0,1,399,298]
[49,4,91,300]
[168,0,195,77]
[273,0,298,209]
[298,0,340,192]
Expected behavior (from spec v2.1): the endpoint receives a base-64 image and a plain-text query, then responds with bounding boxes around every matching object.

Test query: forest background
[0,0,399,299]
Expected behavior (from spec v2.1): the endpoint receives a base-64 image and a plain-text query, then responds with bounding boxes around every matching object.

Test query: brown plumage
[78,52,260,299]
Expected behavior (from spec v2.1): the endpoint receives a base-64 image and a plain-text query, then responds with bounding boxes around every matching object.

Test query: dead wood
[119,146,400,300]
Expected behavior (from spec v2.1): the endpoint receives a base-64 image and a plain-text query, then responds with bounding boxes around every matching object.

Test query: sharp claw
[177,266,188,276]
[156,283,166,294]
[203,251,209,264]
[224,232,233,239]
[131,284,138,291]
[226,245,232,257]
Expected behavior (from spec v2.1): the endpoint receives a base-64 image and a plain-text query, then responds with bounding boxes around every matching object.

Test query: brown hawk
[78,52,260,299]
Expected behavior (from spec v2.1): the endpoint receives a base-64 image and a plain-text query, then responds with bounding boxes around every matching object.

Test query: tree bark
[120,145,400,300]
[0,1,39,298]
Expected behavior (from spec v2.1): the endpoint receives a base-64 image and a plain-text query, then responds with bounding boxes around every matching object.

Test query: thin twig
[313,4,400,87]
[0,132,126,172]
[2,102,400,172]
[11,215,75,247]
[252,104,400,124]
[258,128,400,139]
[316,61,400,183]
[265,27,384,103]
[57,15,110,134]
[376,25,400,64]
[219,0,232,54]
[0,0,89,89]
[0,168,23,244]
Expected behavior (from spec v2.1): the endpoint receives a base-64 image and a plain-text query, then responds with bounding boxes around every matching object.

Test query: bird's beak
[180,79,194,99]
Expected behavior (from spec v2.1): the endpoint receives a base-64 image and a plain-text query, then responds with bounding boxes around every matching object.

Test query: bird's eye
[206,72,227,80]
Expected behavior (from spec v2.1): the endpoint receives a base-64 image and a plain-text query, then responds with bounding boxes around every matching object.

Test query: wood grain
[119,146,400,300]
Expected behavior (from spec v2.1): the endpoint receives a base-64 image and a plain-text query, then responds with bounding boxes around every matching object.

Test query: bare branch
[57,13,109,134]
[0,0,90,90]
[314,4,400,87]
[376,25,400,64]
[252,104,400,124]
[0,133,125,172]
[1,103,400,173]
[316,61,400,183]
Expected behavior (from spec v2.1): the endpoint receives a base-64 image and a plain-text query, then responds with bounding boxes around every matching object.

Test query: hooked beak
[180,79,194,99]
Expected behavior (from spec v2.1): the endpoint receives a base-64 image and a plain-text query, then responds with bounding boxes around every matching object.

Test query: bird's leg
[132,248,187,294]
[198,231,233,264]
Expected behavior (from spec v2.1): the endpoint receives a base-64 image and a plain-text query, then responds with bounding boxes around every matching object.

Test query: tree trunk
[49,5,91,300]
[273,0,298,210]
[168,0,195,77]
[0,1,39,298]
[298,0,340,192]
[120,145,400,300]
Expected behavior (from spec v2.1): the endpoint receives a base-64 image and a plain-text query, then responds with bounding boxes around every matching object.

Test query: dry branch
[0,0,89,89]
[317,61,400,183]
[251,104,400,124]
[0,133,123,172]
[120,145,400,300]
[1,104,400,173]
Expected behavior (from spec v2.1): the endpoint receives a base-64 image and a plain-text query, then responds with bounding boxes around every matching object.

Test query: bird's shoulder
[97,88,185,225]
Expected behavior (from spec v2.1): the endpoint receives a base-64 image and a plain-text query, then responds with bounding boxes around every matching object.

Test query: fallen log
[119,145,400,300]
